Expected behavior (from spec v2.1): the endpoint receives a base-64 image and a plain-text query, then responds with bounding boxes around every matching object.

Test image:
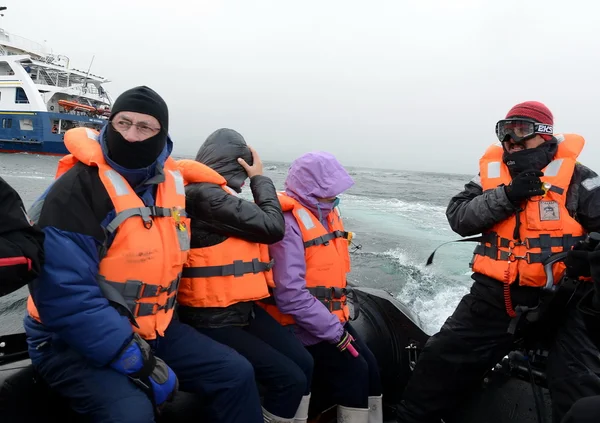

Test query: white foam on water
[380,247,470,335]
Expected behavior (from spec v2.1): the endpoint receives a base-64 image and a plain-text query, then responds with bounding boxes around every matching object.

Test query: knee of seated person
[225,353,256,388]
[284,363,308,399]
[105,392,154,423]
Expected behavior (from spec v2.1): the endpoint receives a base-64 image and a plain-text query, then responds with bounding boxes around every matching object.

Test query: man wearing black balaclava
[396,101,600,423]
[105,86,169,170]
[23,88,265,423]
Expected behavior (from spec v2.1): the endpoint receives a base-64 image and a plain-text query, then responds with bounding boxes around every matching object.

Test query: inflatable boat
[0,286,552,422]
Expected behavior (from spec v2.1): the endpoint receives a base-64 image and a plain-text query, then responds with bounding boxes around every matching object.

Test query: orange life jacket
[259,192,351,325]
[27,128,190,340]
[175,159,274,308]
[471,133,587,288]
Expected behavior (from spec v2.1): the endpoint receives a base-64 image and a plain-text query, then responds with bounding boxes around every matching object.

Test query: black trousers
[192,305,314,418]
[395,277,600,423]
[306,322,382,409]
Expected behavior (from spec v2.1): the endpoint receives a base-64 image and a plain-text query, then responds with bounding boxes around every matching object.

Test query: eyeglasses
[111,119,161,137]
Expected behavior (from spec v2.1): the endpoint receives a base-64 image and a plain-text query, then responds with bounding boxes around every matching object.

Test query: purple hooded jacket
[268,151,355,346]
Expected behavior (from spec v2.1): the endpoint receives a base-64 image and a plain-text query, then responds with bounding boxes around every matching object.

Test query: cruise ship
[0,7,112,155]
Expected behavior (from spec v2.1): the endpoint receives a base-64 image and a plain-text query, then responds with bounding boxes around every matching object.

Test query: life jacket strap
[307,286,348,312]
[134,294,178,317]
[182,258,274,278]
[261,286,349,312]
[474,233,585,263]
[303,230,350,248]
[97,274,181,324]
[106,206,186,233]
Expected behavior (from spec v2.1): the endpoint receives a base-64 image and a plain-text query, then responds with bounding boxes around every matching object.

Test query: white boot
[262,406,294,423]
[337,404,370,423]
[368,395,383,423]
[293,393,311,423]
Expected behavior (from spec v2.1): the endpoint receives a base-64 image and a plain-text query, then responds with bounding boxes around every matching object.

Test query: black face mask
[106,85,169,170]
[105,124,167,169]
[503,139,558,178]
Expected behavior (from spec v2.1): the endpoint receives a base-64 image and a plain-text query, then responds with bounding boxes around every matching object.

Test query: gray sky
[4,0,600,173]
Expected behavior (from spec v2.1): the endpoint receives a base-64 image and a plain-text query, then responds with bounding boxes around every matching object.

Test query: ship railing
[0,31,47,58]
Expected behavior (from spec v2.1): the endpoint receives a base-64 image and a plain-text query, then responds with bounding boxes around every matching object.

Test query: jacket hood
[99,124,173,189]
[195,128,252,193]
[284,151,354,217]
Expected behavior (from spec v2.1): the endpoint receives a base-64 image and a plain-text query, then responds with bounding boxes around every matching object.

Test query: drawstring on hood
[315,198,340,223]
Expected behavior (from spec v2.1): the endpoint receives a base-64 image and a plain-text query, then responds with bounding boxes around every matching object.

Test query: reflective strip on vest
[544,159,564,177]
[488,161,501,179]
[182,258,274,278]
[304,230,350,248]
[85,128,99,141]
[169,169,186,196]
[97,274,181,321]
[296,208,315,230]
[103,169,130,196]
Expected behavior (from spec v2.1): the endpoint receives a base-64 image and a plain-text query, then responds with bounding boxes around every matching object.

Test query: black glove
[565,250,592,279]
[565,233,600,279]
[504,170,545,205]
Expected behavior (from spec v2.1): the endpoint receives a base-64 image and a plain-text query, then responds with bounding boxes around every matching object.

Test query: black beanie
[110,86,169,133]
[106,86,169,169]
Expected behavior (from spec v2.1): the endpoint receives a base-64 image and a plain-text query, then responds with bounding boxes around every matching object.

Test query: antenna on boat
[83,55,95,92]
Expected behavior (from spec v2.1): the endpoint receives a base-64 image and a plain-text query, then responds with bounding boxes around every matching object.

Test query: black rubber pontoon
[0,287,553,422]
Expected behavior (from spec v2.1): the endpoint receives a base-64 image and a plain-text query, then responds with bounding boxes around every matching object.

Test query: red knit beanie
[505,101,554,140]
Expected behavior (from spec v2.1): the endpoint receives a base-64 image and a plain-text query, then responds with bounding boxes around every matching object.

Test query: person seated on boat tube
[174,128,315,423]
[395,101,600,423]
[0,176,44,297]
[23,86,265,423]
[258,152,383,423]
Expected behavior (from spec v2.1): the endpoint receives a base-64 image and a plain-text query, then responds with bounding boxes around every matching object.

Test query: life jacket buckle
[331,287,348,299]
[507,240,525,249]
[265,259,275,271]
[506,243,527,262]
[140,207,154,230]
[507,251,528,263]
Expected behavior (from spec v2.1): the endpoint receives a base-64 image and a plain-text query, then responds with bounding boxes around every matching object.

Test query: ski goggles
[495,118,553,144]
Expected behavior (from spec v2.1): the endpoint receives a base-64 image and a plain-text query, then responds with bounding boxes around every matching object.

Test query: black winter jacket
[177,129,284,328]
[0,176,45,296]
